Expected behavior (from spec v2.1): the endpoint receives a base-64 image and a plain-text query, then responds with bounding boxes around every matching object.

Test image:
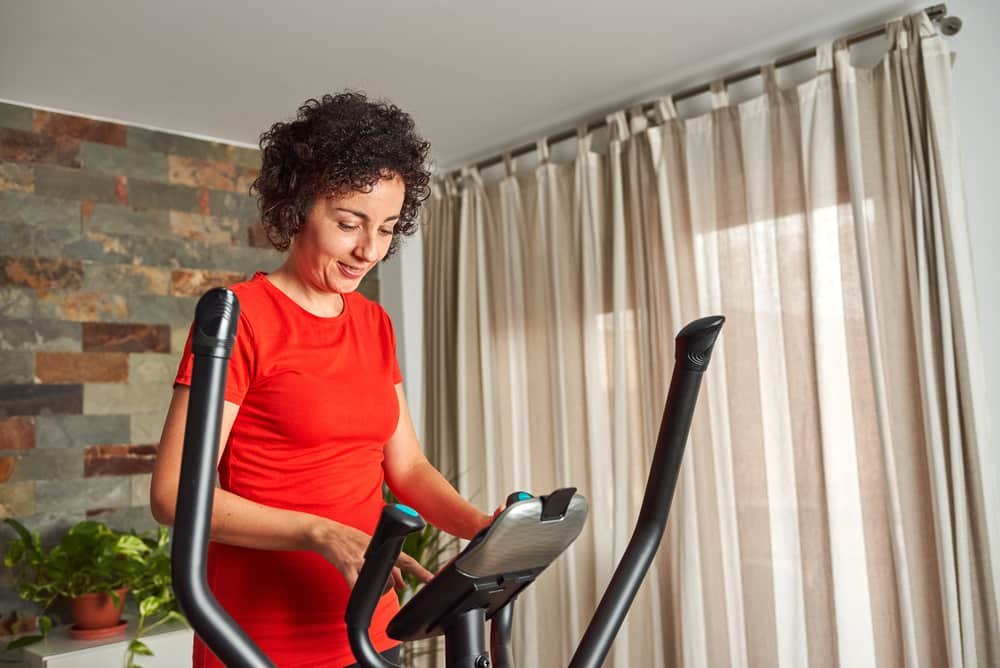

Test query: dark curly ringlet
[251,92,432,259]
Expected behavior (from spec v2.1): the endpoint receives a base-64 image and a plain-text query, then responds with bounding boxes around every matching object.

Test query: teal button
[396,504,419,517]
[517,492,531,501]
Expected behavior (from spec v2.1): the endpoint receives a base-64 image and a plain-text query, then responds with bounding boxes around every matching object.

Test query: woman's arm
[150,386,431,588]
[382,384,493,540]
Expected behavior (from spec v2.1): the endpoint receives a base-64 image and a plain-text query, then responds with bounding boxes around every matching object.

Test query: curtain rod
[443,2,960,180]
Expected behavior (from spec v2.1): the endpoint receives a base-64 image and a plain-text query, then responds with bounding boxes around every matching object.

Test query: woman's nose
[354,234,379,262]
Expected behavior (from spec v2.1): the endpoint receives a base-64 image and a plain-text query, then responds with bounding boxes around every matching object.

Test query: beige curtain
[422,12,997,667]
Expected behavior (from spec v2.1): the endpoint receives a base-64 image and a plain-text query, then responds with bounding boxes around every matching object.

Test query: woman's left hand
[470,505,504,537]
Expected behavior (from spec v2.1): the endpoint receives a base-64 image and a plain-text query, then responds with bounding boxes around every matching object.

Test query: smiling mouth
[338,262,367,279]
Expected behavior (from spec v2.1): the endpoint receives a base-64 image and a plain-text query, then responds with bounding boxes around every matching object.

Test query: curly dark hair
[251,92,431,258]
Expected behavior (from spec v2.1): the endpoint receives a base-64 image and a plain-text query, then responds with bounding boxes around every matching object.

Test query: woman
[150,92,494,667]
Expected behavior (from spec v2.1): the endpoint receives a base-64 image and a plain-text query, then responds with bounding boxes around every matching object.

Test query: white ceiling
[1,0,921,170]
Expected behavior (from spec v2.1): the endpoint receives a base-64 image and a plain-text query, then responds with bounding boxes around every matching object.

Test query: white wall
[378,231,425,442]
[952,0,1000,438]
[948,0,1000,558]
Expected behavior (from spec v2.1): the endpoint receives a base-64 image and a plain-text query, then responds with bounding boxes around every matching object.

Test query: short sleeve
[381,309,403,385]
[173,312,256,405]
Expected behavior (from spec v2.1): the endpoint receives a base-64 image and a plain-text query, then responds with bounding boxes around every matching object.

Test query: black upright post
[490,600,515,668]
[171,289,274,668]
[345,505,424,668]
[444,609,488,668]
[569,315,725,668]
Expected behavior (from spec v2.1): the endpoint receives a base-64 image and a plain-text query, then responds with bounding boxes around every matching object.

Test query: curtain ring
[577,124,593,154]
[461,165,482,189]
[710,80,729,110]
[606,111,629,142]
[628,105,649,134]
[653,96,677,124]
[815,42,834,73]
[885,20,901,50]
[761,63,779,94]
[503,152,515,178]
[897,19,911,49]
[536,139,550,164]
[461,165,479,189]
[912,9,937,38]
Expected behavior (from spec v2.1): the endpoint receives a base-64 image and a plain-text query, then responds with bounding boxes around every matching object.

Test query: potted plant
[4,520,141,639]
[3,519,185,667]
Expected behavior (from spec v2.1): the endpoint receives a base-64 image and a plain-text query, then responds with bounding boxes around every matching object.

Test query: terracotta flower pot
[69,588,127,630]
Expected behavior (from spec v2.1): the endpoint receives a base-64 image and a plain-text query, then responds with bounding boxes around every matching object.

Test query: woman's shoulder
[225,272,284,316]
[345,289,391,324]
[221,273,281,342]
[228,271,270,299]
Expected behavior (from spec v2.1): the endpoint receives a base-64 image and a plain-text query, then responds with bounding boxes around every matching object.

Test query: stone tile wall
[0,102,379,614]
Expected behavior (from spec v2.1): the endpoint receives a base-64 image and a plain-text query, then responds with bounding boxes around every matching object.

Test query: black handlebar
[568,314,724,668]
[170,289,275,668]
[346,505,426,668]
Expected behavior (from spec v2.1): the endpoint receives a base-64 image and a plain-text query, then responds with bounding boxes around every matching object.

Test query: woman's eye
[378,228,394,237]
[337,222,358,231]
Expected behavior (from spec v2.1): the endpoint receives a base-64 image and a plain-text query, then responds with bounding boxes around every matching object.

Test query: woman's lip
[338,262,366,278]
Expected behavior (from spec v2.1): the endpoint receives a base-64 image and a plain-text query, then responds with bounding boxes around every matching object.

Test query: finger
[397,555,434,583]
[392,567,406,590]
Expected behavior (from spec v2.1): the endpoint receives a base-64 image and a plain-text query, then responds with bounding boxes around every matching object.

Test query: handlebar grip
[674,315,724,372]
[364,504,425,560]
[190,287,240,358]
[345,505,425,668]
[505,491,532,508]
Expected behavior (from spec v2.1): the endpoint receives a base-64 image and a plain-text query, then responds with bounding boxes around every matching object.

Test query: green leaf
[139,596,165,619]
[4,518,34,546]
[163,610,188,626]
[4,543,23,567]
[127,640,154,656]
[116,535,151,558]
[5,634,43,650]
[38,616,52,635]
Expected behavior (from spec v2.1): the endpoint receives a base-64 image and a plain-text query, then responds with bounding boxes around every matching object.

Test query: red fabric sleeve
[173,312,256,405]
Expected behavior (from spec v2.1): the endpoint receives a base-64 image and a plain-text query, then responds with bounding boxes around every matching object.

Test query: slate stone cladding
[0,102,381,613]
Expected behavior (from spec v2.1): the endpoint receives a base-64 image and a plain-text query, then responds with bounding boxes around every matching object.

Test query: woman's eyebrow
[335,207,400,223]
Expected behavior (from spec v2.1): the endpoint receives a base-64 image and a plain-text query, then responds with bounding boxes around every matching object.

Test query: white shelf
[13,618,193,668]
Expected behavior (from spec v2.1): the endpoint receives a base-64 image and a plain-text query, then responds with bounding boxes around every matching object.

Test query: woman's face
[293,174,405,294]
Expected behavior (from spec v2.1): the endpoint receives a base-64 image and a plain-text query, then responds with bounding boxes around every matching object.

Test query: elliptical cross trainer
[170,288,724,667]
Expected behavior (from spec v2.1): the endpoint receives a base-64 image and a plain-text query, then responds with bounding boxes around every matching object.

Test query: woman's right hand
[308,519,433,593]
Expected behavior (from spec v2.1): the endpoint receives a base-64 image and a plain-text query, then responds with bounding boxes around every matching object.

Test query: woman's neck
[268,261,345,318]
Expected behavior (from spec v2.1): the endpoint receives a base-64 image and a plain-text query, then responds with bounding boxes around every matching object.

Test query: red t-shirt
[173,272,403,667]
